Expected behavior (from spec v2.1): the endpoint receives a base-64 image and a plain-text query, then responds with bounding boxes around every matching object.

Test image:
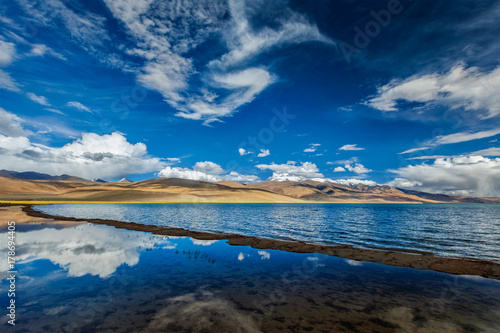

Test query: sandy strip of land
[7,204,500,281]
[0,204,82,228]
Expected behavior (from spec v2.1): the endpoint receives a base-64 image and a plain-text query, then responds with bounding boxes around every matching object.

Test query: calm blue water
[1,222,499,331]
[37,203,500,262]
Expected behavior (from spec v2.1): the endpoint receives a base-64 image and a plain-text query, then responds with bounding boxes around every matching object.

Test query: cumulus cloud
[0,131,164,179]
[257,149,270,157]
[222,171,259,183]
[27,92,50,106]
[193,161,225,175]
[388,156,500,196]
[0,107,31,136]
[256,161,324,181]
[258,251,270,260]
[238,148,250,156]
[158,166,219,182]
[328,178,377,187]
[67,101,93,113]
[0,224,174,278]
[367,64,500,118]
[333,166,345,172]
[344,163,372,174]
[158,161,259,183]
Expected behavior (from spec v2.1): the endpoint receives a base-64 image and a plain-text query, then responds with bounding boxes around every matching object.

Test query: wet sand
[16,204,500,281]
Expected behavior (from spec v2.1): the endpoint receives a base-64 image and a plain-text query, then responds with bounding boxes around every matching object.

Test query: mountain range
[0,170,499,203]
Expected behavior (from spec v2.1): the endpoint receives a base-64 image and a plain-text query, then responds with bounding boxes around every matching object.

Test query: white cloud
[388,156,500,196]
[0,224,174,278]
[193,161,225,175]
[344,163,372,174]
[327,157,359,165]
[28,43,66,60]
[472,147,500,156]
[191,239,218,246]
[328,179,377,187]
[0,131,164,179]
[222,171,259,183]
[367,64,500,118]
[102,0,333,124]
[257,149,270,157]
[406,147,500,160]
[158,162,259,183]
[399,147,431,154]
[45,108,66,116]
[0,107,31,136]
[258,251,270,260]
[434,128,500,145]
[401,128,500,155]
[67,101,93,113]
[304,143,320,153]
[27,92,50,106]
[17,0,111,51]
[238,148,250,156]
[339,144,365,151]
[256,161,324,181]
[0,69,20,92]
[158,166,219,182]
[333,166,345,172]
[388,178,423,188]
[166,157,181,163]
[0,40,16,66]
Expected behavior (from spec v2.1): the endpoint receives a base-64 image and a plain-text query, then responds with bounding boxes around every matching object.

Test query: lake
[1,221,499,332]
[37,203,500,262]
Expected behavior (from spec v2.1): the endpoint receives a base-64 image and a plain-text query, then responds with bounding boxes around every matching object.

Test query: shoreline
[16,204,500,281]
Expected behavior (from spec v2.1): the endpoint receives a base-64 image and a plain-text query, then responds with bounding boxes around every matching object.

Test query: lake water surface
[37,203,500,262]
[1,222,500,332]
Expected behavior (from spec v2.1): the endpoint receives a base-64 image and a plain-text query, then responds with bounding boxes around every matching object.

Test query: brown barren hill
[0,176,304,203]
[0,172,499,203]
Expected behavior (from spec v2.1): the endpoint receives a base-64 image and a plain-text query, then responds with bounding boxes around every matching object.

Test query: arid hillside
[1,173,499,203]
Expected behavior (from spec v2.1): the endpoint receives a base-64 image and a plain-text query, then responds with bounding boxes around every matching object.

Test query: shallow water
[1,222,500,332]
[38,203,500,262]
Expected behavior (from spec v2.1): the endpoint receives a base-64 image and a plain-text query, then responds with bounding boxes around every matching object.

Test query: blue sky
[1,0,500,196]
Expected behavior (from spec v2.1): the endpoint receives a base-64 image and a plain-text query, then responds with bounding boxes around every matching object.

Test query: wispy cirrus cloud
[367,64,500,119]
[101,0,333,125]
[400,128,500,154]
[339,144,365,151]
[66,101,93,113]
[27,92,50,106]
